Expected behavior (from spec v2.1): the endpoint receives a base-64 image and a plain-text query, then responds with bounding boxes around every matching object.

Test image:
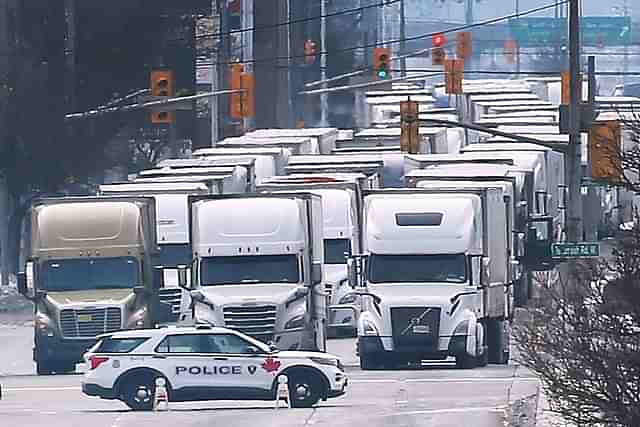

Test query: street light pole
[319,0,329,126]
[566,0,583,242]
[399,0,407,77]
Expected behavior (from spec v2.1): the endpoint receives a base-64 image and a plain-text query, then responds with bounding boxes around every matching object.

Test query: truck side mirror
[177,265,189,290]
[347,258,357,289]
[17,272,28,296]
[311,262,322,286]
[481,256,491,287]
[153,266,164,290]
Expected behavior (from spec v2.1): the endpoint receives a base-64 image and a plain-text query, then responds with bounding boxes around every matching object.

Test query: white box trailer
[133,173,247,195]
[284,163,384,189]
[182,192,327,352]
[246,128,338,155]
[218,136,318,155]
[352,187,511,369]
[467,94,541,124]
[480,111,559,121]
[488,105,558,115]
[156,157,257,191]
[290,153,406,188]
[191,146,290,178]
[475,116,557,128]
[472,100,554,123]
[353,127,449,154]
[138,165,254,192]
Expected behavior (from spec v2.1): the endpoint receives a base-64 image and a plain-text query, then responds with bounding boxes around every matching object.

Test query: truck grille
[391,307,440,349]
[157,288,183,322]
[59,307,122,338]
[223,305,277,342]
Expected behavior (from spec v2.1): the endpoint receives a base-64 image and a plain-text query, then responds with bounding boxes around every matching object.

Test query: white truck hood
[368,283,471,307]
[200,283,301,305]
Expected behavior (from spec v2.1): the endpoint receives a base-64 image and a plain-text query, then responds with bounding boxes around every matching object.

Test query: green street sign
[551,242,600,258]
[509,16,632,47]
[582,17,632,46]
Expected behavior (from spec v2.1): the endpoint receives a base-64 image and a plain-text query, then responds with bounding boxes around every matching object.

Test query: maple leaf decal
[261,357,281,374]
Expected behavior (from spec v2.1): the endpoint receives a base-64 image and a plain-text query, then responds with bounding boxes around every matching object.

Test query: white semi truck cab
[352,188,511,369]
[179,193,327,352]
[16,196,167,375]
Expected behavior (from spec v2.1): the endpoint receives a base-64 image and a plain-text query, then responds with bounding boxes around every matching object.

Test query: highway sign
[551,242,600,258]
[509,16,632,47]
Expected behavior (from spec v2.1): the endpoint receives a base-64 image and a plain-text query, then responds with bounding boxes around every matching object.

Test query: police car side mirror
[245,345,262,355]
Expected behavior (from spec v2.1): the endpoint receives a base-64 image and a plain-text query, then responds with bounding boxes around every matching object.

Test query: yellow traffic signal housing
[400,100,419,153]
[230,64,245,120]
[240,72,255,118]
[150,70,175,124]
[589,121,622,182]
[444,59,464,94]
[456,32,472,59]
[373,47,391,79]
[432,47,446,66]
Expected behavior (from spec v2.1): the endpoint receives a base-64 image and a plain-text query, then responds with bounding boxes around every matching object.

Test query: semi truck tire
[36,358,53,375]
[359,351,383,370]
[455,353,476,369]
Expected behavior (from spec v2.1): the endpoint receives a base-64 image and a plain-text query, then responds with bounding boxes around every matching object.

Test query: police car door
[155,333,229,393]
[203,333,277,392]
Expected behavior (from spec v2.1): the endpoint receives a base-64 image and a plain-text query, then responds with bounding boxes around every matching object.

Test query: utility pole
[241,0,254,131]
[584,56,598,242]
[399,0,407,77]
[623,0,629,85]
[465,0,474,25]
[566,0,583,242]
[319,0,329,126]
[515,0,521,75]
[210,0,219,145]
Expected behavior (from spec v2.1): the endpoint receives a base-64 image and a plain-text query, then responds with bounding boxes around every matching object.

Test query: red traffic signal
[432,33,447,48]
[304,39,317,64]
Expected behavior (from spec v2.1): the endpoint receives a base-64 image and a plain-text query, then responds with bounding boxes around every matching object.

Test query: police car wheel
[287,371,323,408]
[121,373,162,411]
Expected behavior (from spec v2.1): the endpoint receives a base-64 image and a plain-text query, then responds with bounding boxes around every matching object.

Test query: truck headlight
[284,314,305,330]
[362,319,379,336]
[309,357,339,367]
[129,308,147,328]
[36,314,55,337]
[339,292,359,305]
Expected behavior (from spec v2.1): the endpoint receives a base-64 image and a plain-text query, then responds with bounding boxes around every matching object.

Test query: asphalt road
[0,322,541,427]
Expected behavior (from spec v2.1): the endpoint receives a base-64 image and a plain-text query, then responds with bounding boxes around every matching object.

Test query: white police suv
[82,325,347,411]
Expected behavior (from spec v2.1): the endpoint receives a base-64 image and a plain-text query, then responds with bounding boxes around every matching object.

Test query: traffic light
[304,39,317,65]
[445,59,464,94]
[589,121,622,182]
[150,70,175,124]
[230,63,245,120]
[400,100,419,154]
[432,33,447,66]
[456,32,472,59]
[373,47,391,80]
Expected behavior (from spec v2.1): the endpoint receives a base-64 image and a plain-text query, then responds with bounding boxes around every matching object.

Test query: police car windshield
[40,257,140,291]
[200,255,300,285]
[368,254,467,284]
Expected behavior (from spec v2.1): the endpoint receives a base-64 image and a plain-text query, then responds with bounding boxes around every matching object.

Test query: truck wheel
[36,359,53,375]
[455,353,476,369]
[121,372,164,411]
[287,370,324,408]
[55,361,76,374]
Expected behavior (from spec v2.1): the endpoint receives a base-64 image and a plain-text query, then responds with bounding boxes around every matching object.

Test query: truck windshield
[40,257,140,291]
[368,254,467,284]
[159,243,192,267]
[324,239,352,264]
[200,255,300,285]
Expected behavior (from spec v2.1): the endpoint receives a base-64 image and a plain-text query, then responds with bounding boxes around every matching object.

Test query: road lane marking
[349,377,539,384]
[2,386,78,392]
[389,405,506,416]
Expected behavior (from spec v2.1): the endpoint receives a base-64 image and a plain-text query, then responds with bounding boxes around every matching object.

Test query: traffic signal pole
[566,0,583,242]
[319,0,329,127]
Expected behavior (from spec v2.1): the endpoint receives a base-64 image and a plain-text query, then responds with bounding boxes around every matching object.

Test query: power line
[201,0,570,67]
[191,0,401,41]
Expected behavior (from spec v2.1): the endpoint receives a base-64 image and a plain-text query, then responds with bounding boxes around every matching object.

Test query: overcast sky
[405,0,636,23]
